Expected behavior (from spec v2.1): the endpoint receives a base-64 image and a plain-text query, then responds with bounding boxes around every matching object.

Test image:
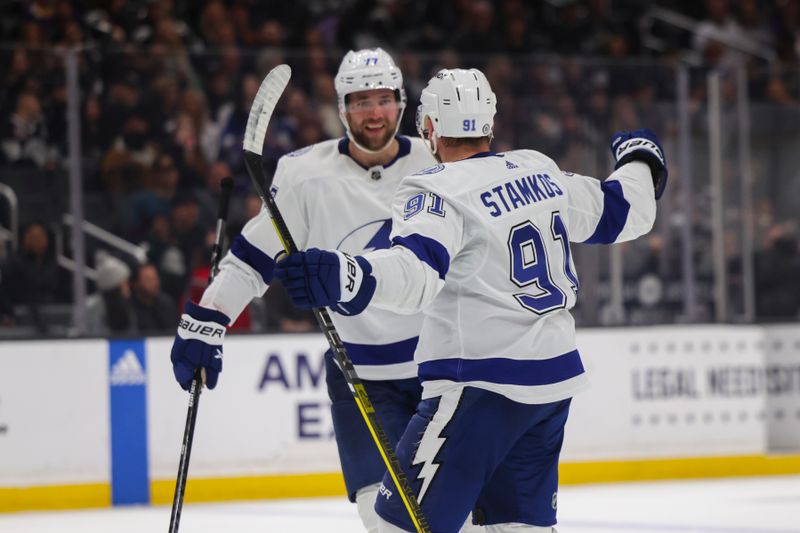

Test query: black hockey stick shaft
[168,177,234,533]
[243,152,431,533]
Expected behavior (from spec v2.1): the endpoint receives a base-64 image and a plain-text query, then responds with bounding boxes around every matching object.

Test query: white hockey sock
[377,516,414,532]
[486,524,556,532]
[356,482,382,533]
[375,511,486,532]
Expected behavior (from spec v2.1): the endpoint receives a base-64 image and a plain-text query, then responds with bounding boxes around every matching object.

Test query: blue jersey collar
[466,151,499,159]
[337,136,412,170]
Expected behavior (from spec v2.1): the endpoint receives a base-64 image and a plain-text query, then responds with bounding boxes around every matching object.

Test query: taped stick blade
[243,64,292,155]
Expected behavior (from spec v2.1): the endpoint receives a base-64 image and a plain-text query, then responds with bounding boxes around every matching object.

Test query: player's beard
[350,116,397,152]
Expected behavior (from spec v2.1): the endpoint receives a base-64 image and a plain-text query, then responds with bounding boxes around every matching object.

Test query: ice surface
[1,476,798,532]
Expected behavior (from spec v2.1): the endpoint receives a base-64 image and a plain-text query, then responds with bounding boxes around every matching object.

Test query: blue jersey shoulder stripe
[341,336,418,366]
[583,180,630,244]
[230,234,276,284]
[392,233,450,280]
[417,350,584,386]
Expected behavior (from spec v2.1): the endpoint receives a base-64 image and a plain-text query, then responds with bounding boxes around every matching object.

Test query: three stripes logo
[110,349,147,386]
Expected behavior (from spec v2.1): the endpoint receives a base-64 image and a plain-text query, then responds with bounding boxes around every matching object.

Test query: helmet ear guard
[334,47,406,154]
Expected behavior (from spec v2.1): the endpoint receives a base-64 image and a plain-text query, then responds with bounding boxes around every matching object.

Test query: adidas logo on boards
[110,350,147,386]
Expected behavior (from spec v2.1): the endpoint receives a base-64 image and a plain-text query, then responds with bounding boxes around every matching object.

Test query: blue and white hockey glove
[274,248,376,316]
[171,301,230,391]
[611,128,668,200]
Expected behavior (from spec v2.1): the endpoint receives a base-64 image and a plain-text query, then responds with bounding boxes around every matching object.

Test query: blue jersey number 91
[507,212,579,314]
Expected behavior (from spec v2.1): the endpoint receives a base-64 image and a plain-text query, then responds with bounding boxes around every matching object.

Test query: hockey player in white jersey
[169,48,441,532]
[273,68,667,532]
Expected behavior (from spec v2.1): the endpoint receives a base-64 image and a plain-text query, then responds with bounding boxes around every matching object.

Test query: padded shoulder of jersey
[501,148,560,170]
[273,138,343,187]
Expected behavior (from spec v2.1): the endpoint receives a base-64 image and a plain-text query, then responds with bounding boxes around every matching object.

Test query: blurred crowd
[0,0,798,336]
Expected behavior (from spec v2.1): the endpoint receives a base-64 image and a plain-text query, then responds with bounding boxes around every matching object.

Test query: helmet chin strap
[341,107,405,155]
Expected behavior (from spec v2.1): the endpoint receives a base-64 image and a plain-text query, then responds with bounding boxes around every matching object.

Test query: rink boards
[1,325,799,512]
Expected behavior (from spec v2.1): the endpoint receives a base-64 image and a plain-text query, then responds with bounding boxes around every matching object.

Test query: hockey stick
[242,65,431,533]
[168,177,234,533]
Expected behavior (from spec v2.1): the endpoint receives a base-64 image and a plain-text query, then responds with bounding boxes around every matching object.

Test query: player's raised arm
[169,158,303,391]
[271,178,464,316]
[558,128,667,245]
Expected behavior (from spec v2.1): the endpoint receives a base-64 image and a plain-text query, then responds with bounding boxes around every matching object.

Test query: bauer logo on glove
[177,318,225,341]
[171,302,230,390]
[610,128,668,200]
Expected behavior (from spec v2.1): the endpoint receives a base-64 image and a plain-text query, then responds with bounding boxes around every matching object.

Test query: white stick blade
[243,64,292,155]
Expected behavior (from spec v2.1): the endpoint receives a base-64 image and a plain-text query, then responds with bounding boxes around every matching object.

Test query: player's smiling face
[345,89,399,151]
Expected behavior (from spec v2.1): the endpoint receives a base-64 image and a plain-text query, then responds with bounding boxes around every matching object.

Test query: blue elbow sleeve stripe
[418,350,584,387]
[230,234,276,284]
[392,234,451,280]
[584,180,630,244]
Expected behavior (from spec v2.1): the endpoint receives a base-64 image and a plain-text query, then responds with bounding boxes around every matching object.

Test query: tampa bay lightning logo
[286,145,313,157]
[337,219,392,253]
[413,164,445,176]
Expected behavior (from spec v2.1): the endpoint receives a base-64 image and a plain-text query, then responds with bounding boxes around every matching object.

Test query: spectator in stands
[98,73,142,151]
[0,223,67,333]
[0,91,57,168]
[172,88,214,186]
[310,73,344,140]
[449,0,502,56]
[144,213,186,306]
[168,192,206,301]
[195,159,238,231]
[693,0,749,68]
[185,227,258,332]
[198,0,234,47]
[217,73,260,174]
[131,262,179,333]
[100,114,156,199]
[85,252,136,336]
[5,48,33,104]
[123,151,179,240]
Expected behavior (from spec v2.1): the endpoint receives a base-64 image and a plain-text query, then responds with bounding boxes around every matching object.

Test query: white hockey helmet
[335,47,406,153]
[416,68,496,150]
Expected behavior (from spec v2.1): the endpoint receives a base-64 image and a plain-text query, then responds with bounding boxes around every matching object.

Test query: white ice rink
[1,475,799,532]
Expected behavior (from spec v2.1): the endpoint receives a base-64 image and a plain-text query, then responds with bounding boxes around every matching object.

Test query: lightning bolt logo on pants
[412,389,462,503]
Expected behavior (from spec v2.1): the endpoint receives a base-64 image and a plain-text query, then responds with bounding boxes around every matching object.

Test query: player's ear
[424,116,435,140]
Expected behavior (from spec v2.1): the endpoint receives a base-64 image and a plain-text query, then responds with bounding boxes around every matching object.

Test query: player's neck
[348,138,399,168]
[437,143,490,164]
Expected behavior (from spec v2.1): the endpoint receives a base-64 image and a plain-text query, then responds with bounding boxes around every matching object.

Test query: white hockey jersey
[366,150,657,403]
[201,136,437,380]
